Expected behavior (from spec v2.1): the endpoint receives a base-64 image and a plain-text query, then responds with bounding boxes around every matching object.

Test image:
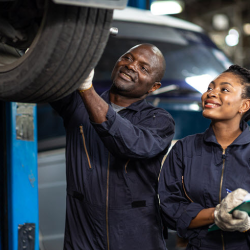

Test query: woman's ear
[240,99,250,113]
[148,82,161,94]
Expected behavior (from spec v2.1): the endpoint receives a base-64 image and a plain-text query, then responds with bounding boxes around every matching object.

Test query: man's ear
[148,82,161,94]
[241,99,250,113]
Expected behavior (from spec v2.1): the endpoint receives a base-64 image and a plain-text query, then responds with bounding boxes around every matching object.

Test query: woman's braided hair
[223,64,250,122]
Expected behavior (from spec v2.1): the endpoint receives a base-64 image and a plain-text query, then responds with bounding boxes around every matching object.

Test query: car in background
[37,7,232,250]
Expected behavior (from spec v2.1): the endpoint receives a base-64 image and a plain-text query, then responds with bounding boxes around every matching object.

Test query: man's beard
[111,80,133,93]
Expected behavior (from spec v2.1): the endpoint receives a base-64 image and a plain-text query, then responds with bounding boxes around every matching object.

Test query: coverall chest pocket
[79,125,93,170]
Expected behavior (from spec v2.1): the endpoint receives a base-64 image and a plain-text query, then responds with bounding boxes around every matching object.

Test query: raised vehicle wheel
[0,0,113,103]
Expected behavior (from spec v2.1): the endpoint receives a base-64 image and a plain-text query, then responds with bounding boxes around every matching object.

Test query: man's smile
[118,69,134,82]
[121,72,132,81]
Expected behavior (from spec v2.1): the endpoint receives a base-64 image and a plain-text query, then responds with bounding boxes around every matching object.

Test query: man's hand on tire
[78,69,94,92]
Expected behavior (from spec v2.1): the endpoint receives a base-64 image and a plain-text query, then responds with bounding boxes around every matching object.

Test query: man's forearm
[78,87,109,124]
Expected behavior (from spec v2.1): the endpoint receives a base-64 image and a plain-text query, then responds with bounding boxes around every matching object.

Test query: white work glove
[232,210,250,232]
[78,69,94,91]
[214,201,250,232]
[220,188,248,212]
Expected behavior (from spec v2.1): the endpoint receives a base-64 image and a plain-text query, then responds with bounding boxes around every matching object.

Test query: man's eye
[222,88,229,92]
[123,56,131,60]
[207,87,212,91]
[141,66,148,72]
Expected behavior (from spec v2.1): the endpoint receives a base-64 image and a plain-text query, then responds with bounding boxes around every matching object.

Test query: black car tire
[0,1,113,103]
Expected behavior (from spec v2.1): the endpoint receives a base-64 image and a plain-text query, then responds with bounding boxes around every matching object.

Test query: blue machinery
[0,1,153,249]
[0,102,39,250]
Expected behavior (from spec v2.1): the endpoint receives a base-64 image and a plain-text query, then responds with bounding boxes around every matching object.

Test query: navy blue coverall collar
[101,90,148,112]
[203,121,250,146]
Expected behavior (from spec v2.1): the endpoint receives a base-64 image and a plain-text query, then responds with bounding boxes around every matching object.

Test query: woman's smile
[204,99,221,108]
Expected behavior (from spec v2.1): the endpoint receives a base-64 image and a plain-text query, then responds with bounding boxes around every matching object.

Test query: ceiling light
[212,14,229,30]
[243,23,250,35]
[151,1,183,15]
[225,29,239,47]
[225,35,238,46]
[228,28,239,37]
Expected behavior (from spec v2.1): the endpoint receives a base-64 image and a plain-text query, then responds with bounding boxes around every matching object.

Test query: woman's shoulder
[172,132,205,157]
[177,132,204,145]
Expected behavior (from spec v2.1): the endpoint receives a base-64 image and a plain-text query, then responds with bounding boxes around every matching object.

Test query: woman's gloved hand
[232,210,250,232]
[214,202,250,232]
[220,188,248,212]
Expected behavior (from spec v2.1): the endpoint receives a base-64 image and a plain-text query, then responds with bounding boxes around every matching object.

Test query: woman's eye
[207,87,212,91]
[222,88,229,92]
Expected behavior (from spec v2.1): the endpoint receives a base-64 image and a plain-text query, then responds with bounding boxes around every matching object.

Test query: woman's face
[201,72,246,121]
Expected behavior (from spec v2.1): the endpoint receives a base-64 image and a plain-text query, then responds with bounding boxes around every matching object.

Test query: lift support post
[0,102,39,250]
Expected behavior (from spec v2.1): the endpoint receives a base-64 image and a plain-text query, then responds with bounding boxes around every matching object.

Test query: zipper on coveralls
[219,148,226,250]
[106,153,110,250]
[182,176,193,203]
[79,125,92,169]
[125,159,130,173]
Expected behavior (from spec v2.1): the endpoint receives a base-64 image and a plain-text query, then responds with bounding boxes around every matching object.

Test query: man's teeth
[122,73,132,80]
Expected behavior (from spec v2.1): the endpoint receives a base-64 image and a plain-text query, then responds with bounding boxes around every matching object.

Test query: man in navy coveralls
[50,44,175,250]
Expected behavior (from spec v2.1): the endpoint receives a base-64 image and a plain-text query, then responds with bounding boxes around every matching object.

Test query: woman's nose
[207,89,218,97]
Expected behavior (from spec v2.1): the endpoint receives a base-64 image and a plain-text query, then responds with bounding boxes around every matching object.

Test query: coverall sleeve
[158,141,204,239]
[49,91,83,126]
[91,106,175,159]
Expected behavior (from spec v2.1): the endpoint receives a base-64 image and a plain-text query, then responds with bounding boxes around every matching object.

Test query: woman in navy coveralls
[159,65,250,250]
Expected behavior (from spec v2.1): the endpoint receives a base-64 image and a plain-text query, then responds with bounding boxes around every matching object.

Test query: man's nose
[126,61,137,71]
